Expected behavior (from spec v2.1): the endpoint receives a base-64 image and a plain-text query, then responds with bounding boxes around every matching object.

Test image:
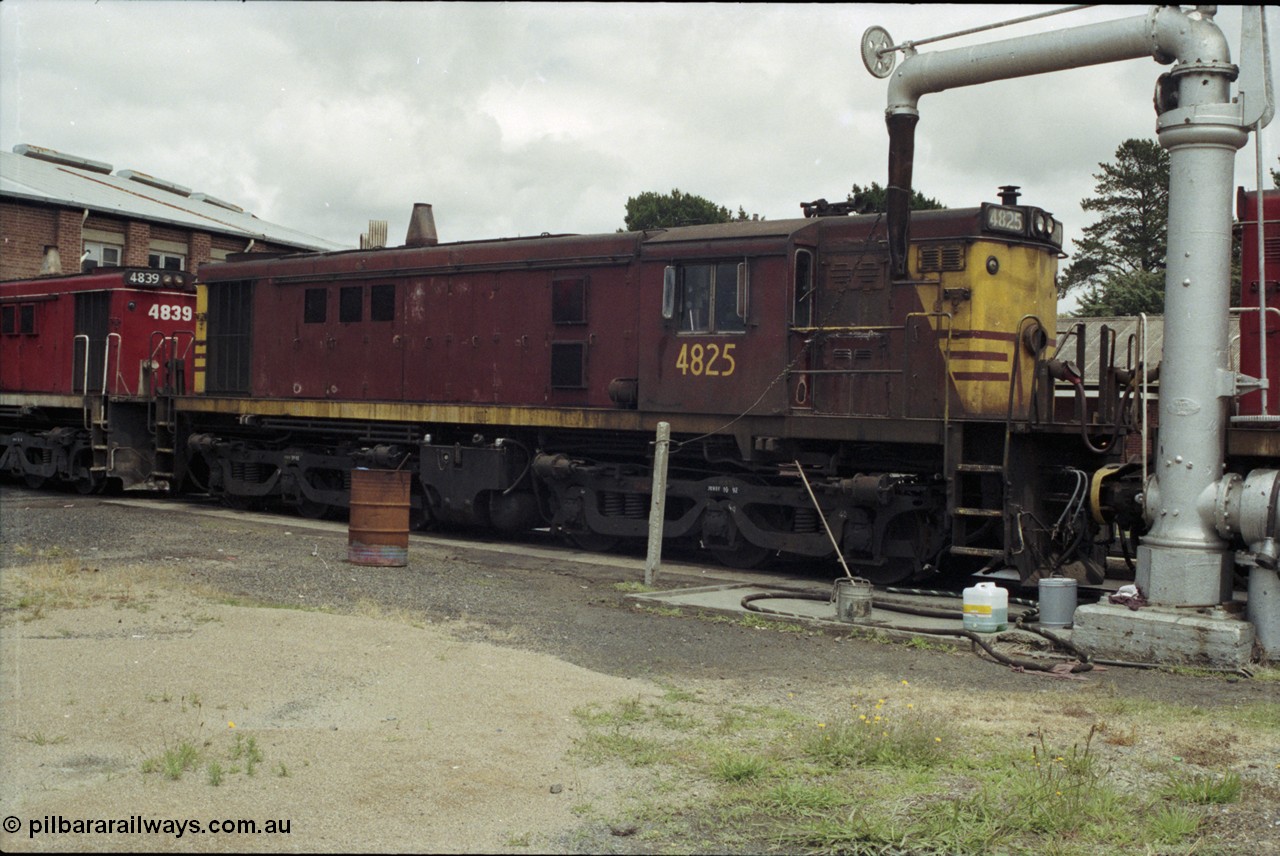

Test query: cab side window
[675,262,745,333]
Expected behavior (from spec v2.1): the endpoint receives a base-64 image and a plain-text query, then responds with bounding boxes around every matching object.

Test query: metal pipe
[1137,21,1248,605]
[879,5,1249,608]
[1254,151,1271,415]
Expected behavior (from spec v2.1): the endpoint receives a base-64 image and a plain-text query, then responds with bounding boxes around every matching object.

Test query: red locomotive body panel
[1237,187,1280,417]
[209,233,643,408]
[0,268,196,398]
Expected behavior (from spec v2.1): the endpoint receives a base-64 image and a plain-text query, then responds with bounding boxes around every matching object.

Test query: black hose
[739,590,1090,675]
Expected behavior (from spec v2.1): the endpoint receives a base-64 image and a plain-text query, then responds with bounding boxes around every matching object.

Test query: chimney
[405,203,438,247]
[40,246,62,275]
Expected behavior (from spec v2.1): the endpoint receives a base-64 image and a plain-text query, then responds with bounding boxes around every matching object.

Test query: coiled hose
[740,587,1093,675]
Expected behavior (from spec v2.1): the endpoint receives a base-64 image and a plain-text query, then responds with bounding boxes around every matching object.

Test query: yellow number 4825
[675,342,736,377]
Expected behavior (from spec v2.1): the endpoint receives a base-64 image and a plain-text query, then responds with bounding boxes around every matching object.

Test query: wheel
[23,473,47,490]
[709,539,773,570]
[73,475,101,495]
[852,511,939,586]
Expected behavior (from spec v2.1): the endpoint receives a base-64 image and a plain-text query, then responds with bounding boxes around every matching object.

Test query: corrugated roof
[1,147,348,252]
[1056,315,1241,383]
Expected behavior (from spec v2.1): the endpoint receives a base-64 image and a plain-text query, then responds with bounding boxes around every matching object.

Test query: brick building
[0,144,346,281]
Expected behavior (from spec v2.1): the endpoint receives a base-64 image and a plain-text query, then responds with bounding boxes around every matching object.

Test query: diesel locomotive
[0,267,195,493]
[174,192,1137,585]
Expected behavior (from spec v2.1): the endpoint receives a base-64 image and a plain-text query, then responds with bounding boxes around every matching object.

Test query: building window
[148,252,185,271]
[83,241,122,269]
[304,288,327,324]
[339,286,362,322]
[370,284,395,322]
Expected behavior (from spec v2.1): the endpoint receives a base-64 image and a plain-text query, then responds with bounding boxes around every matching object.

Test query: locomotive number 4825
[675,342,737,377]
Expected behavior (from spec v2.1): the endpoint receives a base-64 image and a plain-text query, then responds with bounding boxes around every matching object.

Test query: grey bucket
[1038,577,1078,628]
[834,577,873,623]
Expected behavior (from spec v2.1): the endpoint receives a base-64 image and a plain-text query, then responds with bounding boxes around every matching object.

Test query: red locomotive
[1237,187,1279,418]
[183,196,1136,584]
[0,267,195,492]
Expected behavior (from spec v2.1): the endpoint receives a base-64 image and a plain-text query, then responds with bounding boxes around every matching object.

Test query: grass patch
[566,686,1267,856]
[1164,770,1243,805]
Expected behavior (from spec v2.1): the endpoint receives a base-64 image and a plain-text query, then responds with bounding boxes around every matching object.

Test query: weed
[1147,803,1203,842]
[20,731,68,746]
[142,741,201,781]
[801,701,953,771]
[710,753,773,783]
[905,635,956,653]
[637,604,683,618]
[207,761,224,787]
[613,581,656,593]
[1164,771,1243,805]
[738,614,804,633]
[275,762,290,778]
[230,733,263,776]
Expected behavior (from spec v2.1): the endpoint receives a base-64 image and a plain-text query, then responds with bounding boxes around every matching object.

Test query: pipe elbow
[1148,5,1233,70]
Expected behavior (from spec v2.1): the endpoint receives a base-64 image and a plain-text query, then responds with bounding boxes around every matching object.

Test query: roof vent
[14,144,112,174]
[405,203,438,247]
[190,192,244,213]
[117,170,192,197]
[361,220,388,250]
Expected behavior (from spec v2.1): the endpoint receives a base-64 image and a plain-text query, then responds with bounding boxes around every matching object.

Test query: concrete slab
[1071,602,1256,668]
[628,582,1056,647]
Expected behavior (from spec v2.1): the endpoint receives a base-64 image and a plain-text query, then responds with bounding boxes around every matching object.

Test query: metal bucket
[834,577,873,623]
[348,469,411,567]
[1038,576,1078,628]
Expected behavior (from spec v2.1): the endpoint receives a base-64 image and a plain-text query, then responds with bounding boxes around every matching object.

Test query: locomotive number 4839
[147,304,193,322]
[675,342,737,377]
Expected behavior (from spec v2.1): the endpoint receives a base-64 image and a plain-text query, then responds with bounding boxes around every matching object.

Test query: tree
[1060,139,1170,317]
[847,182,944,213]
[623,189,757,231]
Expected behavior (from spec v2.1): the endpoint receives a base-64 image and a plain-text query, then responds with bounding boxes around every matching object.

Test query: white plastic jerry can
[962,582,1008,632]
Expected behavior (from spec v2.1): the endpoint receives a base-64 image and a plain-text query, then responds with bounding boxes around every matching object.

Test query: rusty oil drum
[348,469,411,567]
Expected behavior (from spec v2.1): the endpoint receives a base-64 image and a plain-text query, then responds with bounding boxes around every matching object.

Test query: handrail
[1229,304,1280,424]
[73,333,91,429]
[104,333,127,396]
[1138,313,1148,489]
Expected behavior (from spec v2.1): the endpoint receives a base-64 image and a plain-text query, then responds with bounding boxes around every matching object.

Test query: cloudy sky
[2,1,1275,289]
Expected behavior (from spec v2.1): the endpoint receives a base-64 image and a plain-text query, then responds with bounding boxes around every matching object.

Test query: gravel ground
[1,486,1278,853]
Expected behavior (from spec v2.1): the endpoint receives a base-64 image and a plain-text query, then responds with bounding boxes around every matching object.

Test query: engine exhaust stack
[405,203,439,247]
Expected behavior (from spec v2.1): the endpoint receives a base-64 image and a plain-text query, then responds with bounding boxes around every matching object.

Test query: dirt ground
[1,487,1278,853]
